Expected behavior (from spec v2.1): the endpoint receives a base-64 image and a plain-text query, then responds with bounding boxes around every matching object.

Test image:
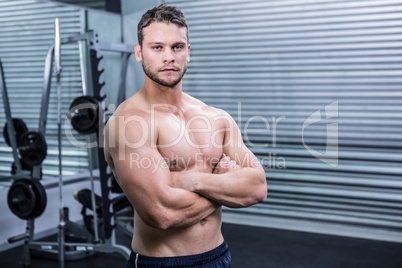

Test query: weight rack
[9,30,135,266]
[0,59,26,177]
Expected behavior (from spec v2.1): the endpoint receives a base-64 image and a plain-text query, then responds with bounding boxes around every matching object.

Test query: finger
[217,153,225,164]
[229,160,236,168]
[234,164,241,169]
[221,156,231,164]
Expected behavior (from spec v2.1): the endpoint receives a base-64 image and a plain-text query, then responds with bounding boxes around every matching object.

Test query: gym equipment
[2,53,48,268]
[3,118,28,147]
[7,178,47,220]
[55,17,66,267]
[69,31,104,249]
[1,59,47,176]
[0,59,24,173]
[68,95,100,134]
[7,20,134,266]
[73,187,133,240]
[74,189,106,239]
[18,131,47,167]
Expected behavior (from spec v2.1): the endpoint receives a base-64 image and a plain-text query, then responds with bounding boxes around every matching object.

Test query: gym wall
[165,0,402,242]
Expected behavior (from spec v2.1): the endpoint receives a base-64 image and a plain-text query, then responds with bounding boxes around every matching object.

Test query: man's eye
[153,46,161,50]
[174,46,184,50]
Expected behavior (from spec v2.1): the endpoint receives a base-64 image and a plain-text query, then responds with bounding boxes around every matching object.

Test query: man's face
[136,22,190,88]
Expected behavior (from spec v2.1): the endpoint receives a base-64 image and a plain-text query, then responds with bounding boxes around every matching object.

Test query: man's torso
[108,92,228,257]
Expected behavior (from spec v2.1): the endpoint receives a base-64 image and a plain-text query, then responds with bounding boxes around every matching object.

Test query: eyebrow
[147,41,186,46]
[173,42,186,46]
[147,42,165,46]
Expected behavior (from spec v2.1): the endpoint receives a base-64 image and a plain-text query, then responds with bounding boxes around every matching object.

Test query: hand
[212,154,241,174]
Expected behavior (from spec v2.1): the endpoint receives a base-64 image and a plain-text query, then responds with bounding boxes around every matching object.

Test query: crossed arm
[105,113,220,230]
[172,153,267,208]
[105,110,267,230]
[172,113,267,208]
[111,146,219,230]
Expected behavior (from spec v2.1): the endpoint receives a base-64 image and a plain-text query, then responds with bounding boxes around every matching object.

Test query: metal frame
[13,30,134,265]
[0,60,23,174]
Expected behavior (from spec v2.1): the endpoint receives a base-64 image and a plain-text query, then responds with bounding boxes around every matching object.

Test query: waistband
[129,242,229,267]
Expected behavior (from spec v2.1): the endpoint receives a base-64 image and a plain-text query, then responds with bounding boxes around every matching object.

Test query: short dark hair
[137,3,189,47]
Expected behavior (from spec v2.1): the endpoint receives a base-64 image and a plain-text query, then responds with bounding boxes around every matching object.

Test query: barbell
[3,118,28,147]
[2,119,47,167]
[18,131,47,167]
[68,95,100,135]
[7,178,47,220]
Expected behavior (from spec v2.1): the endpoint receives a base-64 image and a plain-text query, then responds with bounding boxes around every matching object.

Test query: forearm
[134,182,220,230]
[172,168,267,208]
[164,187,220,228]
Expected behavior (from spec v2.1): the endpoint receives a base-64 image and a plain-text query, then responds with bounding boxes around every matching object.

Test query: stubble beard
[142,61,187,88]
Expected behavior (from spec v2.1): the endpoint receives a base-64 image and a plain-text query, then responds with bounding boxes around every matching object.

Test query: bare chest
[156,110,225,171]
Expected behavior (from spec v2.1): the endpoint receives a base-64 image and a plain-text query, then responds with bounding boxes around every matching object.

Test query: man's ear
[187,44,190,63]
[134,43,142,62]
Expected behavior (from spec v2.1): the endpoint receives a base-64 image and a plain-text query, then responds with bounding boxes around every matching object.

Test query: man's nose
[163,49,175,64]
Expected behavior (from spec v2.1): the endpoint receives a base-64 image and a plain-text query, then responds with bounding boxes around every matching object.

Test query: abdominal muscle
[132,206,223,257]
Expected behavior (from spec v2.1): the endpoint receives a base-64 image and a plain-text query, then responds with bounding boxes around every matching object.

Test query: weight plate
[3,118,28,147]
[7,178,47,220]
[18,131,47,167]
[68,95,99,135]
[29,178,47,219]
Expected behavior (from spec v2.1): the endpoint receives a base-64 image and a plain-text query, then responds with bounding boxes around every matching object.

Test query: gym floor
[1,223,402,268]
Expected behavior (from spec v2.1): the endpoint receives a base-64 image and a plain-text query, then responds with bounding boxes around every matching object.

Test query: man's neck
[141,79,184,108]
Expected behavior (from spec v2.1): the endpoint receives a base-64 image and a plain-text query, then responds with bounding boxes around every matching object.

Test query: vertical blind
[50,0,106,10]
[0,0,89,184]
[166,0,402,242]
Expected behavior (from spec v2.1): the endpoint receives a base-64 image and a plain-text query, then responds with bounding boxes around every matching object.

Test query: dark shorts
[125,242,231,268]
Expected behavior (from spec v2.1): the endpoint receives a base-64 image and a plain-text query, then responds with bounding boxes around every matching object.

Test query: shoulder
[183,93,230,118]
[105,96,153,147]
[108,94,152,126]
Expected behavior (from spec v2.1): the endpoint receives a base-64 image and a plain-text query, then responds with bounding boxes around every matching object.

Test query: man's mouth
[160,68,178,72]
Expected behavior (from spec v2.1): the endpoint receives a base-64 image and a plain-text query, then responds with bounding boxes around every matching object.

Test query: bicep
[106,113,173,221]
[111,145,172,216]
[222,114,262,169]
